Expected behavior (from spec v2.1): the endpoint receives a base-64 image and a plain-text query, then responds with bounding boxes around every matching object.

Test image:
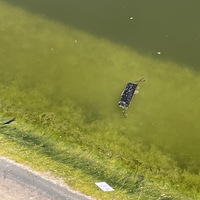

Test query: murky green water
[1,1,200,172]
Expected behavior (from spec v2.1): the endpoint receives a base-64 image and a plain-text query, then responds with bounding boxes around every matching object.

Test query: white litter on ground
[95,182,114,192]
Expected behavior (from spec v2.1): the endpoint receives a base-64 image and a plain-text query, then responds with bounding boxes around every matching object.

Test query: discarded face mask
[118,78,145,117]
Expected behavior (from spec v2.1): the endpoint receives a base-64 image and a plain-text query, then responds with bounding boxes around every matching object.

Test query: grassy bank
[0,85,200,200]
[0,1,200,199]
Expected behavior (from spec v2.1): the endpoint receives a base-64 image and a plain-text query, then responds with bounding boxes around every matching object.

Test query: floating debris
[118,78,145,117]
[130,16,134,20]
[2,117,16,125]
[157,51,161,55]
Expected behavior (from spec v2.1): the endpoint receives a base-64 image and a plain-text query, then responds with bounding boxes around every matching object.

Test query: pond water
[1,0,200,172]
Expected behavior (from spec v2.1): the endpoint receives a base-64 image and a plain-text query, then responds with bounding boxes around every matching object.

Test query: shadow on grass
[4,0,200,70]
[0,126,146,195]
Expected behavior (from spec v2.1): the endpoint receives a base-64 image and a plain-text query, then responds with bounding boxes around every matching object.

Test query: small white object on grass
[95,182,114,192]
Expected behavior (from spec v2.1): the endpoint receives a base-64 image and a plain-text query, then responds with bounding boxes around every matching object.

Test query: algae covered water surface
[0,0,200,174]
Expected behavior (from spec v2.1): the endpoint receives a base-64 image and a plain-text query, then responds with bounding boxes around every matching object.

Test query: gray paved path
[0,156,93,200]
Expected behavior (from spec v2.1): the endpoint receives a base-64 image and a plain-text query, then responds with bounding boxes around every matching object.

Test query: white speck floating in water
[95,182,114,192]
[130,16,134,20]
[74,40,78,43]
[157,51,161,55]
[134,90,139,94]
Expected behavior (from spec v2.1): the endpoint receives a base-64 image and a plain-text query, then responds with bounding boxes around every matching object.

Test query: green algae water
[0,0,200,176]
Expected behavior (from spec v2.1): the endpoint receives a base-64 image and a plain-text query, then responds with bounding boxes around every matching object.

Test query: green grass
[0,1,200,199]
[0,86,199,199]
[0,121,198,200]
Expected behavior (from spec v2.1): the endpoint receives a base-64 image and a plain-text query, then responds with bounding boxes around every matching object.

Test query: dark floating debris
[3,117,16,125]
[118,78,145,117]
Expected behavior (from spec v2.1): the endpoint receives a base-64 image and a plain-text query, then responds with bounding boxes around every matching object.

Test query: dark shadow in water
[5,0,200,69]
